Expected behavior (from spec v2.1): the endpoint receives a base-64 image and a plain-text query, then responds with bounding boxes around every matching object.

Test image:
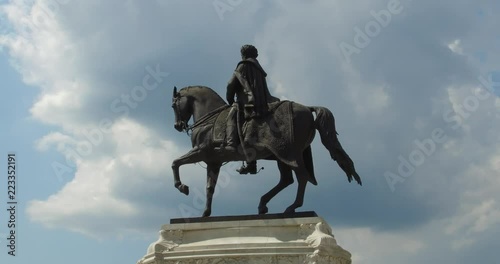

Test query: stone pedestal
[137,212,351,264]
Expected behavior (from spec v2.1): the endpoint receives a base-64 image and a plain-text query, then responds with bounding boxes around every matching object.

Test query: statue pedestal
[137,212,352,264]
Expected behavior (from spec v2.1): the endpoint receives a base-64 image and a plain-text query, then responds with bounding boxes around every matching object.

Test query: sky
[0,0,499,263]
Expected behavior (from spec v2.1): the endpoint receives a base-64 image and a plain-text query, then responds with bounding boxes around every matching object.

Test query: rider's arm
[226,73,239,105]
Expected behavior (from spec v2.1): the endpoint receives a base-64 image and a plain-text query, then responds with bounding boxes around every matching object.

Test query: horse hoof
[202,209,211,217]
[284,207,295,214]
[258,206,268,215]
[179,184,189,195]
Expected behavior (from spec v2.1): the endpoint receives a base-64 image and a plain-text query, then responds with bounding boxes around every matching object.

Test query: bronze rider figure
[225,44,279,174]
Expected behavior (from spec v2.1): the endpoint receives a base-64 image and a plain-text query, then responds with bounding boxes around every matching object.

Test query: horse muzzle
[174,122,183,132]
[175,120,189,132]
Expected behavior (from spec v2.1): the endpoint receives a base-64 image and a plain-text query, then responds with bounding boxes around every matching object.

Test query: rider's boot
[224,106,238,152]
[237,161,257,174]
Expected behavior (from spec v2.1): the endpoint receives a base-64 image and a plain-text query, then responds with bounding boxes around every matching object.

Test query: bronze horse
[171,86,361,217]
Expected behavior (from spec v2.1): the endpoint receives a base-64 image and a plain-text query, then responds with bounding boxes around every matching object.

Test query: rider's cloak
[226,58,279,117]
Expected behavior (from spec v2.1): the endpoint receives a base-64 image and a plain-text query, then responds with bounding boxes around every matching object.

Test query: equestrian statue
[171,45,361,217]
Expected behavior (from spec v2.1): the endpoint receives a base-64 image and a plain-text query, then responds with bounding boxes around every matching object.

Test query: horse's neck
[192,100,225,123]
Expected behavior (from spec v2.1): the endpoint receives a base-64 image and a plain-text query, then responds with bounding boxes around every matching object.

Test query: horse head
[172,85,228,133]
[172,86,192,132]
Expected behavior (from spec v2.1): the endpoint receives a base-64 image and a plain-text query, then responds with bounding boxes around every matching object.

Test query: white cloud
[36,132,76,152]
[335,227,425,264]
[448,39,463,55]
[442,151,500,250]
[27,118,185,237]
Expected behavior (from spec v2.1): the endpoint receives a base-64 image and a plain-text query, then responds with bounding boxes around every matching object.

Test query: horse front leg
[202,163,221,217]
[172,146,204,195]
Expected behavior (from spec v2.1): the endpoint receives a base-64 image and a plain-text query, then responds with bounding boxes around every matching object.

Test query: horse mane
[179,85,227,106]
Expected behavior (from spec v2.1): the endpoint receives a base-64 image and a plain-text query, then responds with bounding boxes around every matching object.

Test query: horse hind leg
[284,161,308,214]
[258,161,294,215]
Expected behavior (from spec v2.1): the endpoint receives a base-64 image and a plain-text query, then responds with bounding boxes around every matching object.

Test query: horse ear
[173,86,177,97]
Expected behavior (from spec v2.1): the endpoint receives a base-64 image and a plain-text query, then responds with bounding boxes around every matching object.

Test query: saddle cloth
[212,101,298,168]
[212,107,231,144]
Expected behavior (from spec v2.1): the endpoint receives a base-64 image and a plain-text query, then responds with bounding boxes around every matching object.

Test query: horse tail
[309,106,362,185]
